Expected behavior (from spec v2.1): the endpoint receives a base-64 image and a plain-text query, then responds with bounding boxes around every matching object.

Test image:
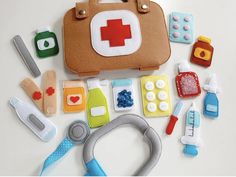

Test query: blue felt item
[117,90,134,108]
[84,159,107,176]
[169,12,194,44]
[40,137,74,175]
[112,79,134,111]
[204,92,219,118]
[172,100,184,116]
[183,144,198,157]
[187,110,200,128]
[111,79,132,87]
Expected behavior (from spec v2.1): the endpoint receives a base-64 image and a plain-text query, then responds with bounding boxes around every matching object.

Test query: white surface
[0,0,236,175]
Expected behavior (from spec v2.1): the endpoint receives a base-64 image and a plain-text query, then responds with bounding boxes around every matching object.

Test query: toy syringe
[166,100,184,135]
[181,103,201,157]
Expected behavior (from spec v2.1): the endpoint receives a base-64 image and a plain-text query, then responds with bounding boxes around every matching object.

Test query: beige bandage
[43,70,57,116]
[20,78,43,112]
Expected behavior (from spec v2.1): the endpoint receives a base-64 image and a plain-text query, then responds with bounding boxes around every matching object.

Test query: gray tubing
[83,114,162,176]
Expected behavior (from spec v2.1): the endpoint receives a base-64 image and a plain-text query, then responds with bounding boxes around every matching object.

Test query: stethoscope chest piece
[68,120,90,144]
[40,120,90,175]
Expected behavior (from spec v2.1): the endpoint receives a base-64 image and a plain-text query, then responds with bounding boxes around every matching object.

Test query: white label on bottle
[91,106,106,117]
[206,104,217,112]
[37,37,55,50]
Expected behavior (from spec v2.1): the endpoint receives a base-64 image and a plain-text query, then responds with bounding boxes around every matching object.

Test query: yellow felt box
[63,81,86,113]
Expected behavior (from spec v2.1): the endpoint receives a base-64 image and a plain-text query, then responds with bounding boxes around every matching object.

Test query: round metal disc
[68,120,90,144]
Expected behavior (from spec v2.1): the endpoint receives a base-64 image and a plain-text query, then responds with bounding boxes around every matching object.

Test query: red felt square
[176,72,201,98]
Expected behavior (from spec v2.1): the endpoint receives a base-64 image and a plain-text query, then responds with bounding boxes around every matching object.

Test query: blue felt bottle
[203,74,219,119]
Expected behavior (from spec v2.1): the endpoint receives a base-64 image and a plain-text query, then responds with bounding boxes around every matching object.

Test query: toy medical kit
[203,74,219,118]
[181,103,201,157]
[83,114,162,176]
[169,12,194,44]
[176,61,201,98]
[20,78,43,112]
[34,27,59,58]
[190,36,214,67]
[63,80,86,113]
[12,35,41,77]
[40,120,90,175]
[87,78,110,128]
[9,97,57,142]
[140,75,172,117]
[43,70,57,116]
[166,100,184,135]
[112,79,134,111]
[39,114,161,176]
[63,0,170,76]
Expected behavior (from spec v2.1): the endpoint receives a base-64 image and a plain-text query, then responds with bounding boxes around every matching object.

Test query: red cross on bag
[101,19,132,47]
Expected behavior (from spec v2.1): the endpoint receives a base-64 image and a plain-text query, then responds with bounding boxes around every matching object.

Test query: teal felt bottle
[203,74,219,119]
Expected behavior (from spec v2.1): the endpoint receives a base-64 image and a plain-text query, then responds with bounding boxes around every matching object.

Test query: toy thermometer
[181,103,201,157]
[9,97,57,142]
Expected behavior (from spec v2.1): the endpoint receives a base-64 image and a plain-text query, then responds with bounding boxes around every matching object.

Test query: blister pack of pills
[169,12,194,44]
[140,75,172,117]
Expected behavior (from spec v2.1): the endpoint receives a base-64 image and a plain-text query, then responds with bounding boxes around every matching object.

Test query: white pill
[156,80,166,89]
[173,16,179,21]
[184,16,191,22]
[159,102,169,111]
[145,81,154,91]
[146,92,155,101]
[147,102,157,112]
[158,91,168,101]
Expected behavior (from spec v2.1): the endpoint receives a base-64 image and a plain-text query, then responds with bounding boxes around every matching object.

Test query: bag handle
[90,0,151,13]
[76,0,150,19]
[89,0,130,4]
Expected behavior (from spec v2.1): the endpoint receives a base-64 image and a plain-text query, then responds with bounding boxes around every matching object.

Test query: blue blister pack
[169,12,194,44]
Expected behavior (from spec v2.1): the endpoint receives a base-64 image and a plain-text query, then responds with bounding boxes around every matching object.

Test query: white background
[0,0,235,175]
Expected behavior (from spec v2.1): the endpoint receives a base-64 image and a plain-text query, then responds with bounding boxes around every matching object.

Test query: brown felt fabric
[76,3,89,19]
[137,0,150,13]
[64,0,171,76]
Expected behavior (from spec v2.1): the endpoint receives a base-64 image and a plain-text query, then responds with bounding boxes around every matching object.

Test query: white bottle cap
[178,61,191,73]
[203,74,219,93]
[87,78,101,90]
[37,26,51,34]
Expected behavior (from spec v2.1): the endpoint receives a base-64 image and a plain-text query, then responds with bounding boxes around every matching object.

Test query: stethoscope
[40,114,162,176]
